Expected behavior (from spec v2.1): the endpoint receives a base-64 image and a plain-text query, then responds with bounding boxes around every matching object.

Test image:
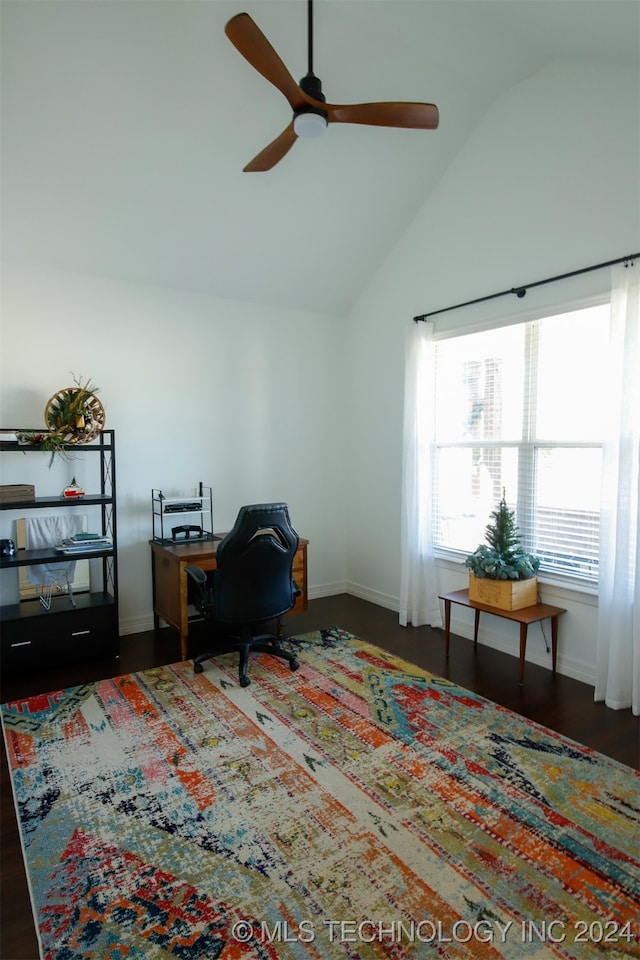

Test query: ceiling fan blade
[243,124,298,172]
[225,13,305,112]
[326,101,439,130]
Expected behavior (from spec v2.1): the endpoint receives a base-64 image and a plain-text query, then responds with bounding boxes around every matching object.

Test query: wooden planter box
[468,573,538,611]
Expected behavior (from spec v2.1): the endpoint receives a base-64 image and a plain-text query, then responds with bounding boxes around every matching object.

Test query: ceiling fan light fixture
[293,109,328,139]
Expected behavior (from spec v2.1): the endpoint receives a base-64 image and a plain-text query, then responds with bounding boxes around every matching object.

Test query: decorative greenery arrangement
[17,428,68,463]
[466,491,540,581]
[17,375,104,465]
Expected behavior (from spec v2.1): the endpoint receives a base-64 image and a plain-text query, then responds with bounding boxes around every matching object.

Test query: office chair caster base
[193,661,204,674]
[240,675,251,688]
[290,659,300,672]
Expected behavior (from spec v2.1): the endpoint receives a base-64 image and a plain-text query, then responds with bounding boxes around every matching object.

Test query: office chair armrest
[185,564,215,618]
[185,565,207,586]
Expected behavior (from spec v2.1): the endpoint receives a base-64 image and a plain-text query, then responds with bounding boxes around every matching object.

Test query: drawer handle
[10,640,32,648]
[71,630,91,637]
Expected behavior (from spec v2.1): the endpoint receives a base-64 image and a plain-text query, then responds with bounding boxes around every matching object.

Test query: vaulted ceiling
[2,0,638,316]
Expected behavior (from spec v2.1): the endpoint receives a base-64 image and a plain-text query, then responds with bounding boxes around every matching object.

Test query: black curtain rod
[413,252,639,322]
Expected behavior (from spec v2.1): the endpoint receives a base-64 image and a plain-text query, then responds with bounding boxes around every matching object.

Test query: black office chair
[186,503,301,687]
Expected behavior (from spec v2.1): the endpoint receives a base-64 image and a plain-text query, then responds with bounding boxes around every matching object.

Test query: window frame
[430,295,610,589]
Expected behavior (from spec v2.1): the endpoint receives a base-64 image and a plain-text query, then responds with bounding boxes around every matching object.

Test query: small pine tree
[484,493,521,557]
[466,489,540,581]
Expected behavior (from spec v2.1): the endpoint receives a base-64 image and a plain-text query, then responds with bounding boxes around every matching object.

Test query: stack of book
[0,484,35,504]
[56,533,113,554]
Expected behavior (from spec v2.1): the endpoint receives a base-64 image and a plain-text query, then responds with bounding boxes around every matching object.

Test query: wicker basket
[44,388,106,445]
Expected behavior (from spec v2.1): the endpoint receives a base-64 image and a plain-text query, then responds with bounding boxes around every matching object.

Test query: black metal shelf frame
[0,429,119,671]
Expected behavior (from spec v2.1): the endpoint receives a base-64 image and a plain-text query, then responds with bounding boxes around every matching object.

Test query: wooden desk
[150,536,308,660]
[439,588,566,685]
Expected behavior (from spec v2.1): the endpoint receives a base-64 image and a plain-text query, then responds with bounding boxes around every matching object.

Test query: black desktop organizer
[152,484,214,545]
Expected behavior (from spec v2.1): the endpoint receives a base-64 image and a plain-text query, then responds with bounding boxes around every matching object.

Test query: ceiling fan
[225,0,439,172]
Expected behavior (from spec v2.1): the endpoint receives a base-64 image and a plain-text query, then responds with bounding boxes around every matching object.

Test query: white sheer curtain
[399,320,442,628]
[595,262,640,715]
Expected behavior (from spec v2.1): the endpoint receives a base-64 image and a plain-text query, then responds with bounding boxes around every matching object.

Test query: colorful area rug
[2,628,639,959]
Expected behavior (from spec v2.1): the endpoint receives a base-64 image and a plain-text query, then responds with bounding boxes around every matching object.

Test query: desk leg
[179,566,190,662]
[444,600,451,659]
[473,610,480,646]
[519,623,528,685]
[551,616,559,674]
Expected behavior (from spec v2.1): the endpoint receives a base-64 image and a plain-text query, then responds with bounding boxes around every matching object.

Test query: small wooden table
[150,536,308,661]
[439,588,566,685]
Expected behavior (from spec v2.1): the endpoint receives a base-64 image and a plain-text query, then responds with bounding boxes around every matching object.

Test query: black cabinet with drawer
[1,593,117,671]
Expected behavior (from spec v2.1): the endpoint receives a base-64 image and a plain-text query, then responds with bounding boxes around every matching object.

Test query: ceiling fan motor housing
[300,71,326,103]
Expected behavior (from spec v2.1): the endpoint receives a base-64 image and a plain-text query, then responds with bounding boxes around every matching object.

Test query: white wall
[345,60,640,684]
[2,58,638,687]
[0,265,347,633]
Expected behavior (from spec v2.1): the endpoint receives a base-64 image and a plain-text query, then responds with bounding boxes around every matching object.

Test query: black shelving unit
[0,429,118,674]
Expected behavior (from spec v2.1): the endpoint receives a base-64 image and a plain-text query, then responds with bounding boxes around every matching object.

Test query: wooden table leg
[551,615,559,674]
[444,599,451,659]
[519,622,528,685]
[473,609,480,646]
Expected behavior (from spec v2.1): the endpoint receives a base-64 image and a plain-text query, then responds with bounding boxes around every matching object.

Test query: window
[432,303,610,584]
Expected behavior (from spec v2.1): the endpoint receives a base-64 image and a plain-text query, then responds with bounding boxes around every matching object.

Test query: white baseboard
[120,614,156,636]
[308,581,347,599]
[345,581,399,612]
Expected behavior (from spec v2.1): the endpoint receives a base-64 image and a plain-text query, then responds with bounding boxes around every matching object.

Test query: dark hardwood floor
[2,594,638,959]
